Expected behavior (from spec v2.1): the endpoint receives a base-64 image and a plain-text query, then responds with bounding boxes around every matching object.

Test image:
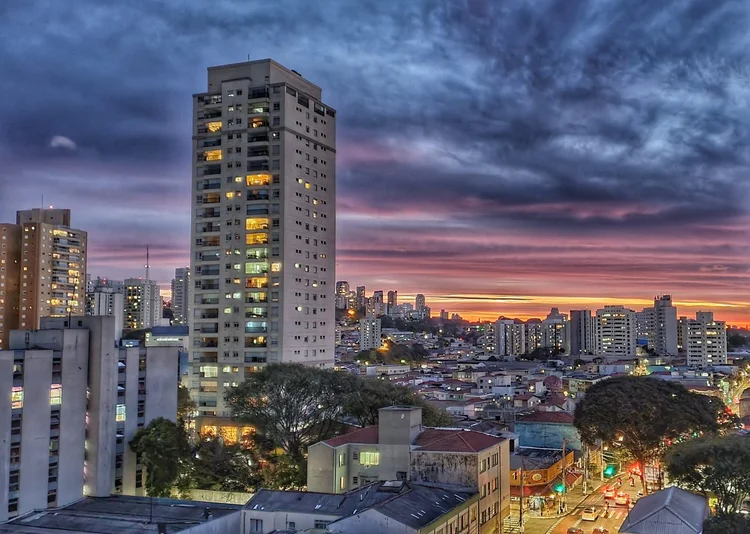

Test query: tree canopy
[129,417,190,497]
[574,376,730,493]
[665,435,750,516]
[188,437,258,493]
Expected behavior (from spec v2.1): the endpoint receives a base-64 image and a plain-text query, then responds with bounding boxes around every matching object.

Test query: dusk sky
[1,0,749,323]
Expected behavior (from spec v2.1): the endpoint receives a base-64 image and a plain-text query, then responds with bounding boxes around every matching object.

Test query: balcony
[196,324,219,334]
[196,265,220,276]
[246,191,269,202]
[195,308,219,319]
[195,296,219,305]
[202,165,222,176]
[246,277,268,289]
[197,94,222,105]
[248,104,270,115]
[197,193,221,205]
[245,310,268,320]
[245,355,267,364]
[245,292,268,304]
[248,88,269,100]
[197,150,222,162]
[245,336,268,348]
[245,262,269,275]
[246,173,271,187]
[246,233,269,246]
[198,110,222,120]
[248,148,269,158]
[194,338,219,349]
[197,250,220,261]
[201,138,222,148]
[196,280,220,290]
[196,236,220,247]
[196,223,221,234]
[246,217,269,231]
[247,161,270,172]
[246,249,269,260]
[197,208,221,219]
[248,134,269,144]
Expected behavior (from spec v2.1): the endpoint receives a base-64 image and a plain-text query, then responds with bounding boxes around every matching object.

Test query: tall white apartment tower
[171,267,191,325]
[596,305,637,358]
[643,295,678,356]
[680,311,727,368]
[191,59,336,423]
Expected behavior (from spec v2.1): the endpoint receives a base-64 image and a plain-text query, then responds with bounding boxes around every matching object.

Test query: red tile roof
[412,428,503,453]
[514,393,535,401]
[518,412,575,424]
[323,426,379,447]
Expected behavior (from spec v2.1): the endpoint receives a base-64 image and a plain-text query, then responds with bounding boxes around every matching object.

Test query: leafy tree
[703,514,750,534]
[189,437,258,492]
[727,334,746,349]
[129,417,190,497]
[574,376,728,494]
[665,435,750,516]
[256,451,306,490]
[177,384,197,424]
[224,364,353,470]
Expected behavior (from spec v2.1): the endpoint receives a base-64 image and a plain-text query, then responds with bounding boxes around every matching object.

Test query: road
[551,481,642,534]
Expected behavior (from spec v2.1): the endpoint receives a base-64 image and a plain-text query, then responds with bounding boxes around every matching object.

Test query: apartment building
[569,310,596,355]
[85,288,124,340]
[171,267,191,325]
[524,320,543,353]
[0,316,178,521]
[541,308,570,353]
[359,317,381,350]
[0,224,21,350]
[596,305,637,358]
[190,59,336,426]
[123,278,162,331]
[642,295,678,356]
[495,319,525,357]
[307,406,510,534]
[679,311,727,368]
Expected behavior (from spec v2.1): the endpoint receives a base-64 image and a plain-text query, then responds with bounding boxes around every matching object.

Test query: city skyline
[1,1,749,323]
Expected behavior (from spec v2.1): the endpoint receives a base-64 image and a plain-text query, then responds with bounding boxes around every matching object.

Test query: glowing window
[246,233,268,245]
[11,386,23,409]
[50,384,62,405]
[234,176,243,183]
[246,174,271,186]
[205,149,222,161]
[360,451,380,466]
[245,262,269,275]
[116,404,126,422]
[200,365,218,377]
[226,192,235,199]
[271,262,281,272]
[206,121,222,133]
[246,277,268,289]
[246,218,269,231]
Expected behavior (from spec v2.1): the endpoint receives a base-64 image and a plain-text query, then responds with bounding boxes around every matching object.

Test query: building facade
[171,267,191,325]
[359,317,382,351]
[569,310,595,356]
[541,308,569,354]
[679,311,727,368]
[596,305,636,358]
[643,295,678,356]
[0,224,21,350]
[190,59,336,424]
[123,278,161,331]
[85,288,125,340]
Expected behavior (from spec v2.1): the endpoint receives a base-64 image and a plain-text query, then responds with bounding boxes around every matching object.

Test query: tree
[703,514,750,534]
[189,437,258,492]
[224,364,353,471]
[665,435,750,516]
[574,376,728,494]
[177,384,197,424]
[129,417,190,497]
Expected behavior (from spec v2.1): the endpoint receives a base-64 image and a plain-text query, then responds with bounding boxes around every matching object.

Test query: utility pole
[519,458,525,533]
[561,438,567,512]
[583,442,589,495]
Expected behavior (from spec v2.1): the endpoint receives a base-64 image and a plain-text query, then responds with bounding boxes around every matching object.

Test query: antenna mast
[145,245,150,281]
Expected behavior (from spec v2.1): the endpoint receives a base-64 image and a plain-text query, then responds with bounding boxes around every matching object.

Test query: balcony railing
[248,88,269,100]
[247,162,270,172]
[248,135,269,144]
[248,149,269,158]
[202,166,221,176]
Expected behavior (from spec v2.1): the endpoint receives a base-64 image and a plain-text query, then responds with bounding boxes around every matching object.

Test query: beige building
[190,59,336,430]
[307,406,510,533]
[0,209,86,347]
[679,311,727,368]
[123,278,162,331]
[596,305,637,358]
[0,316,178,521]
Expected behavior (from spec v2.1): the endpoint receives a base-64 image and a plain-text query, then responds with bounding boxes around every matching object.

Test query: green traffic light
[603,465,616,477]
[554,484,565,493]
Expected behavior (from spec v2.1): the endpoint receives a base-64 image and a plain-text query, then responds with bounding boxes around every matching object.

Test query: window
[359,451,380,466]
[116,404,126,422]
[249,519,263,533]
[314,520,330,529]
[338,453,346,467]
[11,386,23,409]
[339,476,346,490]
[49,384,62,405]
[288,522,296,529]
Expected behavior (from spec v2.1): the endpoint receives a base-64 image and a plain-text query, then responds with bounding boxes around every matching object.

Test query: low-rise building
[620,486,707,534]
[514,412,581,450]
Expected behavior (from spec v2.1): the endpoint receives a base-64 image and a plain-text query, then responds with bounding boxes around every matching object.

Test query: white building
[171,267,191,325]
[359,318,382,351]
[0,316,178,521]
[680,311,727,368]
[542,308,570,353]
[596,305,636,358]
[123,278,162,331]
[643,295,678,356]
[495,319,525,356]
[570,310,596,355]
[190,59,336,428]
[85,288,125,340]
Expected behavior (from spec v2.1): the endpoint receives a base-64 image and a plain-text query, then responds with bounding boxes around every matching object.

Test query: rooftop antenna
[145,245,150,281]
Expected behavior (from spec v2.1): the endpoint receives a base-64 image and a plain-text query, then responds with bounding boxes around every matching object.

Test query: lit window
[116,404,126,422]
[246,218,269,231]
[226,192,235,199]
[204,149,222,161]
[360,451,380,466]
[246,174,271,186]
[50,384,62,405]
[271,262,281,272]
[206,121,222,133]
[234,176,243,183]
[11,386,23,409]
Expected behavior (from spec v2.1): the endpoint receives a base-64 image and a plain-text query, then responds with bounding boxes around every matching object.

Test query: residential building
[85,288,124,340]
[415,293,426,318]
[244,482,479,534]
[482,322,497,355]
[359,317,381,351]
[356,285,366,309]
[86,276,124,294]
[171,267,191,325]
[569,310,595,356]
[123,278,161,331]
[0,224,21,350]
[335,281,349,310]
[524,320,543,353]
[620,487,707,534]
[0,209,87,337]
[190,59,337,429]
[541,308,569,353]
[596,305,636,358]
[0,316,178,521]
[679,311,727,368]
[307,406,511,533]
[635,309,649,341]
[440,309,449,320]
[643,295,678,356]
[496,319,525,356]
[386,290,397,315]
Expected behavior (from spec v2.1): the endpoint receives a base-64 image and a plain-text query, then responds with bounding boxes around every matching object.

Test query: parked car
[615,492,630,506]
[566,528,584,534]
[593,528,610,534]
[581,507,599,521]
[604,487,616,499]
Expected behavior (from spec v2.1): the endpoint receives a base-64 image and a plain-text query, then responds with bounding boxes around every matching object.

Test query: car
[593,528,610,534]
[581,507,599,521]
[603,487,615,498]
[566,528,584,534]
[615,492,630,505]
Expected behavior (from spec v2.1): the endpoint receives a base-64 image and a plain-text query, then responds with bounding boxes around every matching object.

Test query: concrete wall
[514,422,581,451]
[409,451,477,489]
[326,508,415,534]
[0,351,15,522]
[242,509,340,534]
[181,510,244,534]
[187,489,254,505]
[306,442,335,493]
[379,407,421,481]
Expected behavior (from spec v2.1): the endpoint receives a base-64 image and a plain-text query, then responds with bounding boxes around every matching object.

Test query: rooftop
[517,412,575,424]
[0,496,240,533]
[509,447,564,470]
[620,486,707,534]
[412,428,504,453]
[322,425,379,447]
[368,484,474,529]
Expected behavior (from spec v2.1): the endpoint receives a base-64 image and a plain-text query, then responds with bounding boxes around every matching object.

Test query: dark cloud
[0,0,748,317]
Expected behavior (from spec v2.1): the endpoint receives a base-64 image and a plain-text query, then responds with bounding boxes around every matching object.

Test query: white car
[615,493,630,506]
[581,507,599,521]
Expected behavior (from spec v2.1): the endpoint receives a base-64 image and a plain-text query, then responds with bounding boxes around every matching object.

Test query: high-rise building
[524,319,543,352]
[440,309,449,320]
[171,267,191,325]
[0,316,178,521]
[679,312,727,368]
[123,278,161,331]
[570,310,596,355]
[86,276,124,294]
[190,59,336,424]
[336,281,349,296]
[14,209,87,331]
[643,295,678,356]
[386,290,397,315]
[415,293,427,319]
[494,319,526,356]
[359,317,382,351]
[596,305,636,358]
[542,308,570,353]
[335,281,349,310]
[634,309,649,341]
[0,224,21,350]
[86,288,125,340]
[356,286,366,309]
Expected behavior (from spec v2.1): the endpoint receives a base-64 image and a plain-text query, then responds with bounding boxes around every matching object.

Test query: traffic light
[604,464,616,478]
[554,483,565,493]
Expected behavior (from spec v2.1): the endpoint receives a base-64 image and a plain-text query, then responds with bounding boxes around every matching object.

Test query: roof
[619,487,708,534]
[412,428,504,453]
[150,326,189,336]
[517,412,575,424]
[514,393,536,401]
[0,496,240,533]
[322,425,379,447]
[370,484,474,529]
[509,447,564,470]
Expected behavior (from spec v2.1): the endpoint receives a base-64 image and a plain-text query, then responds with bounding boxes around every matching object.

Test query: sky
[0,0,749,324]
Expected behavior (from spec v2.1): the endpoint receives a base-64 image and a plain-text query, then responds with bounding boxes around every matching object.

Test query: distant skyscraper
[387,290,397,315]
[356,286,366,309]
[123,278,161,330]
[415,294,426,319]
[570,310,596,355]
[190,59,336,427]
[643,295,678,356]
[0,224,21,349]
[542,308,570,353]
[596,305,636,358]
[525,319,543,352]
[336,281,349,296]
[680,311,727,368]
[171,267,191,325]
[440,309,449,320]
[86,288,125,340]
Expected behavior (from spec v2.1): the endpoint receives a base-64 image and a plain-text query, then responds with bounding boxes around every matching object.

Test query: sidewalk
[539,478,604,520]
